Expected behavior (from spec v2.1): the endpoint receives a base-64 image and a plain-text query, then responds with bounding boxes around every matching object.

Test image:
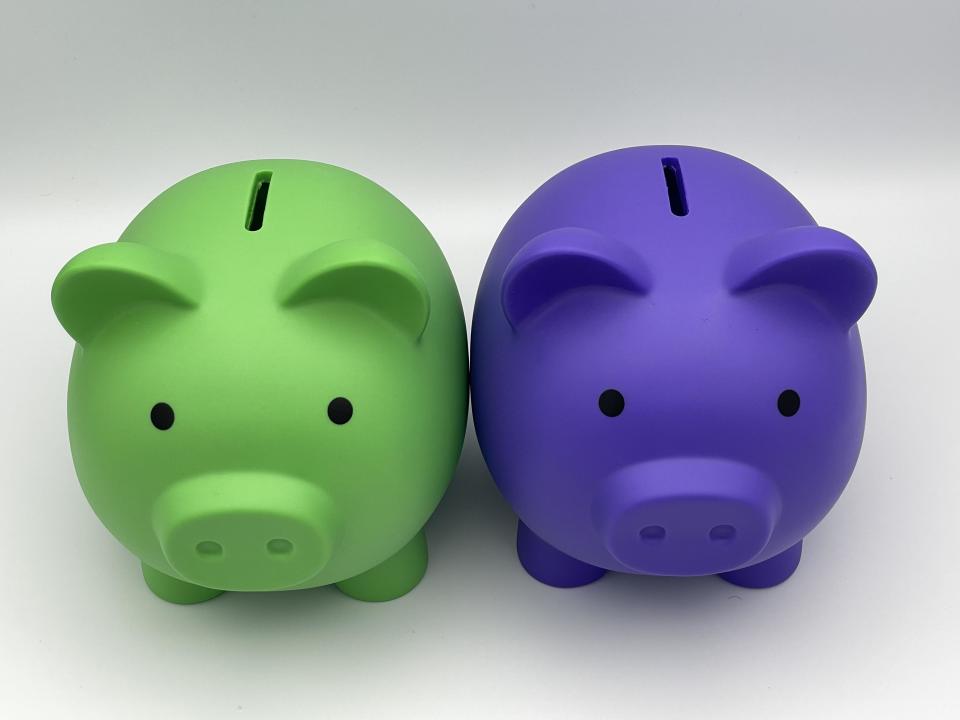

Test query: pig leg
[517,520,606,588]
[718,540,803,589]
[336,530,427,602]
[141,562,223,604]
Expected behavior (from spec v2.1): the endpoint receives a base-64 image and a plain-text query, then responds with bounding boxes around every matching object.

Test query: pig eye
[150,402,175,430]
[327,397,354,425]
[598,389,625,417]
[777,389,801,417]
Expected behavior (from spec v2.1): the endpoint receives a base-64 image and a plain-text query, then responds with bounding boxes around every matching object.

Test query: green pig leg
[141,562,224,605]
[336,530,427,602]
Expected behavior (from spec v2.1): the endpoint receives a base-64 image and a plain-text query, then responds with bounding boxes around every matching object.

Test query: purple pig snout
[593,458,781,576]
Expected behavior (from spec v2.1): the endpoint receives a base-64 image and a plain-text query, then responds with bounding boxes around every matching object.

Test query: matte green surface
[335,530,428,602]
[141,562,224,605]
[52,160,468,602]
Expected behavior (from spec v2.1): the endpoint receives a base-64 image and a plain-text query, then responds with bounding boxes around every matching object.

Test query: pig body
[471,146,877,589]
[53,160,468,603]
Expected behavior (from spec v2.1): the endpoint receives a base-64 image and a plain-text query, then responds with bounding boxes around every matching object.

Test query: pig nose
[153,473,337,591]
[593,459,780,576]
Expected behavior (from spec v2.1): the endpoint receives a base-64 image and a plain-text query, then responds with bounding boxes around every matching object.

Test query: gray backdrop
[1,1,957,718]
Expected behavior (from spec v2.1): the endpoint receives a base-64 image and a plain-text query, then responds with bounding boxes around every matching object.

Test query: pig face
[473,149,877,577]
[53,236,450,592]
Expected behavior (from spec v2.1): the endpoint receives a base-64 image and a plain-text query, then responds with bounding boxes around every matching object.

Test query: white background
[1,2,958,717]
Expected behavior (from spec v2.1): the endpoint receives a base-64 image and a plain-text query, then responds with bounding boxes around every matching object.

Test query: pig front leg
[517,520,606,588]
[336,530,427,602]
[141,562,224,604]
[719,540,803,589]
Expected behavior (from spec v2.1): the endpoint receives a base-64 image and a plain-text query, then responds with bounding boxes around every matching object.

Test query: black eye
[598,389,625,417]
[150,402,175,430]
[777,389,800,417]
[327,397,354,425]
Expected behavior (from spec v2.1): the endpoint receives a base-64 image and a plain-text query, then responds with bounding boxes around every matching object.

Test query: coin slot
[245,171,272,231]
[661,157,688,216]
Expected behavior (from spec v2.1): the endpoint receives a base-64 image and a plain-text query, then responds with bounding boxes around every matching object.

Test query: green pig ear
[52,243,202,346]
[278,239,431,340]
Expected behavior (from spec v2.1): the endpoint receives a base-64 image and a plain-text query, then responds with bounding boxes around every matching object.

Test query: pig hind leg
[517,520,606,588]
[141,562,224,604]
[336,530,428,602]
[718,540,803,589]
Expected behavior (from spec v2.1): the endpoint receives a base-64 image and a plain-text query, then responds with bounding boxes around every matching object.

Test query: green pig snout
[152,473,337,592]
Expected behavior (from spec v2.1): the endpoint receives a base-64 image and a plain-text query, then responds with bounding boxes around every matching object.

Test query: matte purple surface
[471,146,877,589]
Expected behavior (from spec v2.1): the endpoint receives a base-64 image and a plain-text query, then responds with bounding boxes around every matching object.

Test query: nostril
[639,525,666,542]
[195,540,223,557]
[709,525,737,542]
[266,538,294,556]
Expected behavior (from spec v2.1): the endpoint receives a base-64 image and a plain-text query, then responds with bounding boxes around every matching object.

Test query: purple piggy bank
[471,146,877,589]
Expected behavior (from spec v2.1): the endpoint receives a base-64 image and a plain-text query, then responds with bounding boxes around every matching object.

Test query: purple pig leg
[517,520,606,588]
[719,540,803,589]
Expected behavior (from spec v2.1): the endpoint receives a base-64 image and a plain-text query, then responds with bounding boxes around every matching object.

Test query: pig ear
[278,239,431,340]
[726,226,877,327]
[501,227,651,329]
[52,243,202,345]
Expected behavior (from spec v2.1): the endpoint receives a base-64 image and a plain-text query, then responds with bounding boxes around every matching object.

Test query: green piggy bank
[51,161,468,604]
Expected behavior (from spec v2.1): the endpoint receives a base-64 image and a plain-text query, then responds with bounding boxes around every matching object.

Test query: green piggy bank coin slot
[245,171,272,232]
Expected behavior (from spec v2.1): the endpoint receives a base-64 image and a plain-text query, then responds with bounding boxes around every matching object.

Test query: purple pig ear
[726,226,877,327]
[501,227,651,329]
